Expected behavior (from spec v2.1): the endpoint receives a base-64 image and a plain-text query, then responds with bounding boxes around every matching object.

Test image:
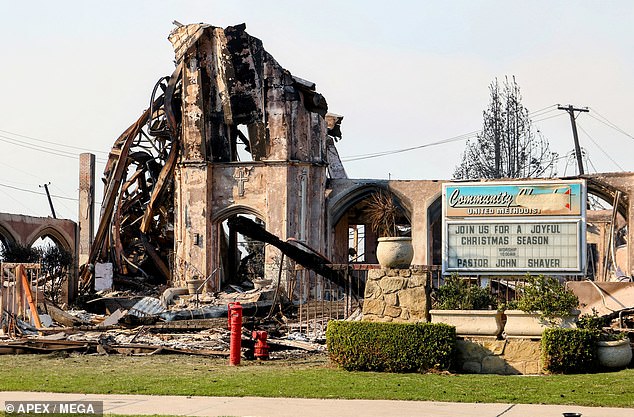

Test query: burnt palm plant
[366,190,401,237]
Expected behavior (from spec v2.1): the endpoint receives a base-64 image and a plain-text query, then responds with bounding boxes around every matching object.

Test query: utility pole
[39,182,57,219]
[558,104,589,175]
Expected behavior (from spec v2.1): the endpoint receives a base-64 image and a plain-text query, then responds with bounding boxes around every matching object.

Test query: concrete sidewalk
[1,392,632,417]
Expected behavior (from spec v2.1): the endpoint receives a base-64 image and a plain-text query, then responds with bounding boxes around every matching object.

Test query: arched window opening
[586,190,628,282]
[332,188,411,265]
[30,235,73,303]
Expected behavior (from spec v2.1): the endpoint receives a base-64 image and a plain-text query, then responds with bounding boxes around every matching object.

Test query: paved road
[1,392,632,417]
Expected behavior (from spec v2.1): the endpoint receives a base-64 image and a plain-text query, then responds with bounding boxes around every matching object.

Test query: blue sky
[1,1,634,220]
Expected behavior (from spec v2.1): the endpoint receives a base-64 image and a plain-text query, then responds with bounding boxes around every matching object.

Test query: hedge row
[326,320,455,372]
[541,328,598,374]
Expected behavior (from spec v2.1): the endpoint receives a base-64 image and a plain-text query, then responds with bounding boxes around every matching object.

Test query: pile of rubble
[0,282,325,359]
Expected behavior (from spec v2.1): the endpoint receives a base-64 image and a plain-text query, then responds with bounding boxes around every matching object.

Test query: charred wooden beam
[139,141,179,234]
[227,216,358,297]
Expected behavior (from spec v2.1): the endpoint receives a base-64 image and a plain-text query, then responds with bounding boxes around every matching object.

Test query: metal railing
[286,264,376,338]
[286,264,446,338]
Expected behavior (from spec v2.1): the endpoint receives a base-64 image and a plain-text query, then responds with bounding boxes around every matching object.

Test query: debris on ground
[0,274,327,360]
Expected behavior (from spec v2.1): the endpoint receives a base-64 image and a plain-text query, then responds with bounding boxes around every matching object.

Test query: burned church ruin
[81,23,347,293]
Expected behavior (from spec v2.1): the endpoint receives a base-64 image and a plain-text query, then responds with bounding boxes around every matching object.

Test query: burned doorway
[427,196,443,266]
[28,228,73,303]
[213,209,266,290]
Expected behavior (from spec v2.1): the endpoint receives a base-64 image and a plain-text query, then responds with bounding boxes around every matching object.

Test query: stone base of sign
[362,268,430,322]
[456,337,543,375]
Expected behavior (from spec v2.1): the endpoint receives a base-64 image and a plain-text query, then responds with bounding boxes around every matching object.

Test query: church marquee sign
[442,180,586,275]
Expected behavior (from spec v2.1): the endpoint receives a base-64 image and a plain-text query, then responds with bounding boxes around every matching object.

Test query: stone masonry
[362,268,430,322]
[456,338,542,375]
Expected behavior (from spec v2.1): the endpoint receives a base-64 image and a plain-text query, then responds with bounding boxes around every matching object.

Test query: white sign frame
[442,180,587,275]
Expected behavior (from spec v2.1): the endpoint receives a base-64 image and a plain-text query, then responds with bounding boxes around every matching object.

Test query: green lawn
[0,353,632,408]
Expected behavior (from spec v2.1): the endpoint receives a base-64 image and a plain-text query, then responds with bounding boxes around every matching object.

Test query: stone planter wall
[456,337,542,375]
[362,268,430,322]
[360,269,556,374]
[430,309,504,337]
[504,309,580,339]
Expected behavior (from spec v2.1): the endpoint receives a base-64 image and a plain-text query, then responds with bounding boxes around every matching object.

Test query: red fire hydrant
[252,330,270,360]
[228,302,243,366]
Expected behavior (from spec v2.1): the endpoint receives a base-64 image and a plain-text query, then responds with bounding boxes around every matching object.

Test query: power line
[50,183,78,216]
[528,104,559,118]
[2,105,566,166]
[0,134,82,160]
[340,104,562,163]
[2,159,59,185]
[587,108,631,135]
[341,131,480,162]
[533,113,566,123]
[0,128,107,154]
[551,153,571,163]
[1,160,80,208]
[577,122,625,171]
[586,110,634,141]
[0,188,32,212]
[0,182,102,208]
[0,182,78,201]
[0,133,109,163]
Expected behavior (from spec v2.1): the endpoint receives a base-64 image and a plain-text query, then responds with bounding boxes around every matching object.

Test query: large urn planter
[376,237,413,269]
[503,309,580,338]
[597,339,632,369]
[430,309,504,337]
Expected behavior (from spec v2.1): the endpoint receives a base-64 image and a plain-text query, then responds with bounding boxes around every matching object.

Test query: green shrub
[577,308,609,333]
[577,308,627,341]
[541,328,598,374]
[516,274,579,322]
[326,320,455,372]
[433,273,497,310]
